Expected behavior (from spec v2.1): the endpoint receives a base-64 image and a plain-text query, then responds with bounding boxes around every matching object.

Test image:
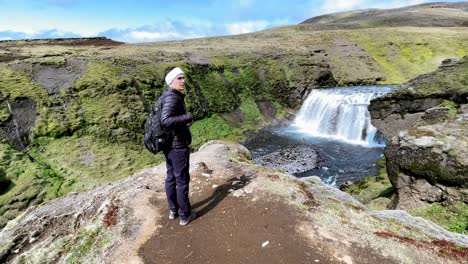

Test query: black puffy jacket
[160,87,192,149]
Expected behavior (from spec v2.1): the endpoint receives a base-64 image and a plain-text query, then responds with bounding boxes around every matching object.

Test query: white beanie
[165,67,184,86]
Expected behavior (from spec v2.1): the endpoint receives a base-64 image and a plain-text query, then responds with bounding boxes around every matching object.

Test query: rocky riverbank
[363,56,468,234]
[1,141,467,263]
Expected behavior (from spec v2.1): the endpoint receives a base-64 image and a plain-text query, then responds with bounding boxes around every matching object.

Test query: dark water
[245,127,384,186]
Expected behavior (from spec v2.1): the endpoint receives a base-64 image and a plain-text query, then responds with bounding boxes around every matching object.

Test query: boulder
[369,57,468,210]
[385,106,468,209]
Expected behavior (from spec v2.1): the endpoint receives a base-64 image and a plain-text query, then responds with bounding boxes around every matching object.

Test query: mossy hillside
[138,26,468,85]
[28,136,161,191]
[0,67,48,105]
[190,114,243,150]
[401,56,468,98]
[343,27,468,84]
[0,142,65,228]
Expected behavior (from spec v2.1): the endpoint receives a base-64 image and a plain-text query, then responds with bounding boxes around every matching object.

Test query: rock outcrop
[1,141,467,263]
[370,57,468,210]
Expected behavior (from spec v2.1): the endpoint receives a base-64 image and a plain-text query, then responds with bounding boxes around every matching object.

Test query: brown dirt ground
[138,175,398,264]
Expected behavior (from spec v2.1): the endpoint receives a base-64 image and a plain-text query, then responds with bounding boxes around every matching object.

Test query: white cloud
[0,36,12,40]
[321,0,368,13]
[226,21,269,35]
[126,31,182,41]
[371,0,427,9]
[318,0,431,15]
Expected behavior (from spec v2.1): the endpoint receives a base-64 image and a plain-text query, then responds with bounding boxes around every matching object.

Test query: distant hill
[301,2,468,29]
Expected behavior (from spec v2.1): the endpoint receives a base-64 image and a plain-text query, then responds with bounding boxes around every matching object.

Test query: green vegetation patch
[190,114,243,150]
[410,201,468,235]
[239,98,265,128]
[0,67,48,103]
[0,142,63,228]
[405,56,468,97]
[29,136,162,193]
[343,158,394,210]
[349,28,468,84]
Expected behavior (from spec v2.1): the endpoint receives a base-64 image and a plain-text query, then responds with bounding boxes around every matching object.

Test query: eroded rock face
[370,56,467,133]
[385,117,468,209]
[369,57,468,209]
[32,58,87,95]
[0,97,37,151]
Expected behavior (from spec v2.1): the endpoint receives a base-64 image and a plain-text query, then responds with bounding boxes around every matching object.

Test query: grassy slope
[0,26,467,228]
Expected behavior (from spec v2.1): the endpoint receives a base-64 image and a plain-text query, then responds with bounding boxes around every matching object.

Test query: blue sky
[0,0,464,43]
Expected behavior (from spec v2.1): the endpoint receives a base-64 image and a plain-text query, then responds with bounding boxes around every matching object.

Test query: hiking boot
[169,211,178,220]
[179,211,197,226]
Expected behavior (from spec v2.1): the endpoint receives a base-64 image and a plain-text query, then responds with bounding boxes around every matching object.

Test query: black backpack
[144,96,173,154]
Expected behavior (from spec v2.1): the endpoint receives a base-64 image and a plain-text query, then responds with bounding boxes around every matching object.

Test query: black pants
[164,147,191,219]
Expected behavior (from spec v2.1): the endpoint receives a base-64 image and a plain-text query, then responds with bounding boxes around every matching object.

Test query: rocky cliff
[369,57,467,233]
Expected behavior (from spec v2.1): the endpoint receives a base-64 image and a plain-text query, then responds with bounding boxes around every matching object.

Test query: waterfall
[292,86,394,146]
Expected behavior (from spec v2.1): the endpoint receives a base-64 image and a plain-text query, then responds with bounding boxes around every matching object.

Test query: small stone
[262,241,269,247]
[232,190,244,197]
[201,173,211,178]
[212,184,219,189]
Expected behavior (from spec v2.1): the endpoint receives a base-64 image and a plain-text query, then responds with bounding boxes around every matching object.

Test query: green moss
[344,157,394,205]
[350,28,468,84]
[0,67,48,103]
[76,60,123,89]
[437,100,458,117]
[239,98,264,128]
[190,114,243,150]
[409,202,468,234]
[0,142,63,228]
[28,136,162,193]
[272,101,289,119]
[189,68,239,113]
[0,103,11,123]
[405,56,468,97]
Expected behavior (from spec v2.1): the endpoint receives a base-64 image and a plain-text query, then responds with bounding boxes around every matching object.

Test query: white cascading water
[292,86,394,146]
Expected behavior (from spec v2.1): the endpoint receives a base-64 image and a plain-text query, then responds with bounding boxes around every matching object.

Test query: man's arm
[160,94,193,129]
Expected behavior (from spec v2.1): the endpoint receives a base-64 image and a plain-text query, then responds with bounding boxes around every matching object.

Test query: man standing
[160,67,196,225]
